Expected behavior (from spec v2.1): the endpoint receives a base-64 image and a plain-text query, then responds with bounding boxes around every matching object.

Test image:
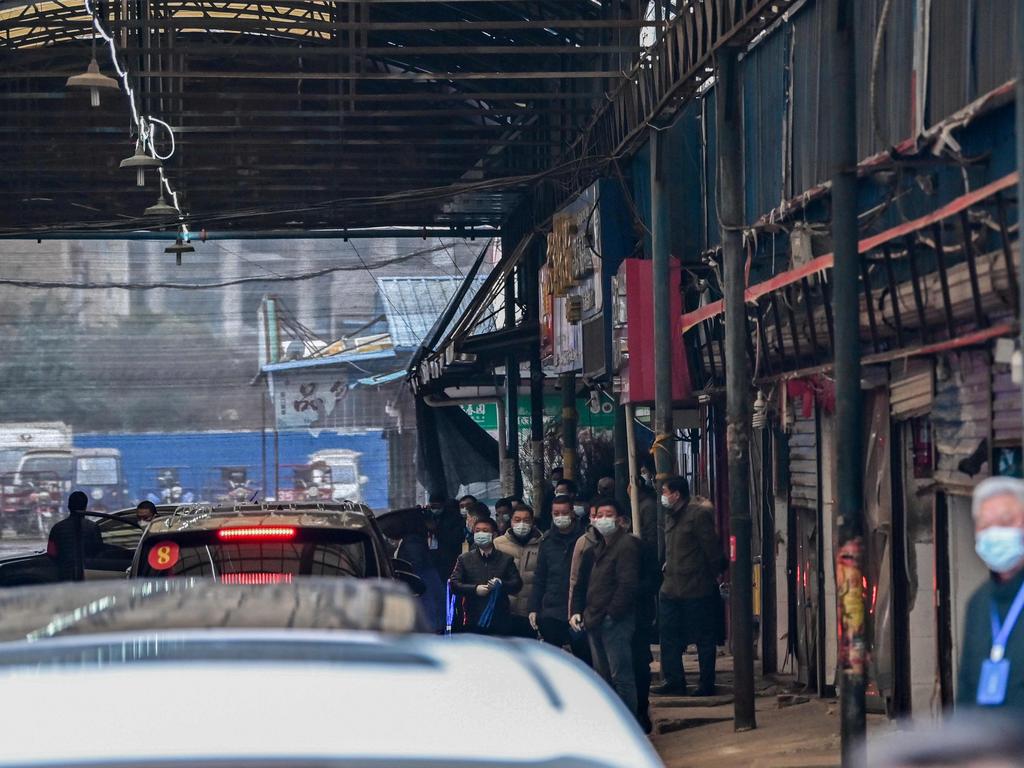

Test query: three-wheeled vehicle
[276,462,334,503]
[72,448,128,513]
[309,449,369,502]
[145,467,196,505]
[203,466,258,504]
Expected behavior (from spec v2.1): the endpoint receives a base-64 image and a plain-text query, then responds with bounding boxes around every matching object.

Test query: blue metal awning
[261,348,396,374]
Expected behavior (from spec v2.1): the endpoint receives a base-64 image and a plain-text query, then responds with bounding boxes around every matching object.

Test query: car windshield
[20,456,72,479]
[333,465,358,484]
[76,457,119,485]
[138,529,375,580]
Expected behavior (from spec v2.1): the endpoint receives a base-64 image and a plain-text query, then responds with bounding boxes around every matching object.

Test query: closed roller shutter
[789,393,819,508]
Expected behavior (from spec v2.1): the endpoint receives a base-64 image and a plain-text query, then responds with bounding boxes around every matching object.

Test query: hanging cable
[81,0,184,219]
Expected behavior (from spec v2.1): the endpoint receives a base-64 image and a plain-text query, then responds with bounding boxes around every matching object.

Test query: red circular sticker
[147,541,180,571]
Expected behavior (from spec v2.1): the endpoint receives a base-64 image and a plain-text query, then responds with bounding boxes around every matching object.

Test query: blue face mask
[976,526,1024,573]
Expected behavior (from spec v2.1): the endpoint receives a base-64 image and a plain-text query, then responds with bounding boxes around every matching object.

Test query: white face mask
[661,494,673,507]
[573,504,587,518]
[593,517,618,536]
[512,522,532,538]
[976,526,1024,573]
[473,531,493,548]
[552,514,572,530]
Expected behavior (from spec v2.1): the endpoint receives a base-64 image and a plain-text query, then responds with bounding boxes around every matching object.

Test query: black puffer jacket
[450,547,523,628]
[528,522,585,621]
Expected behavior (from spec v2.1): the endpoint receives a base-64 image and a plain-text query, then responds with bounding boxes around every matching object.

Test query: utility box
[613,259,692,405]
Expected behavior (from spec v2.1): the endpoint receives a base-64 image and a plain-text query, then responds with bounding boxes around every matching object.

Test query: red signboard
[617,259,692,405]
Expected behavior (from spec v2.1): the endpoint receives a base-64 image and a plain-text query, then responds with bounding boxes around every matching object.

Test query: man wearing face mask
[654,475,724,697]
[450,516,523,635]
[493,497,514,536]
[494,503,543,637]
[957,477,1024,710]
[529,495,591,663]
[570,497,641,714]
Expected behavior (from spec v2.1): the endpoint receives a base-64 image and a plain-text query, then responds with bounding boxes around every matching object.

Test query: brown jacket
[568,526,600,617]
[570,527,640,627]
[493,528,542,616]
[661,496,722,600]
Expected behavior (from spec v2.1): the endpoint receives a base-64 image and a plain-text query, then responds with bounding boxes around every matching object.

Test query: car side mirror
[359,475,368,485]
[394,569,425,597]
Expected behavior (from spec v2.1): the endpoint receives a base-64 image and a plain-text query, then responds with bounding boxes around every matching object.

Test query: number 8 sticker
[147,541,180,571]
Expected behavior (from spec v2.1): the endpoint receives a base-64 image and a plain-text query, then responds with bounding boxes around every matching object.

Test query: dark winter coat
[570,527,640,628]
[47,515,104,581]
[450,547,523,628]
[957,568,1024,711]
[528,521,585,622]
[425,507,465,582]
[661,496,723,600]
[635,536,664,644]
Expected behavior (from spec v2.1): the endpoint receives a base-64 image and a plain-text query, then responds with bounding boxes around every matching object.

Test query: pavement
[649,651,894,768]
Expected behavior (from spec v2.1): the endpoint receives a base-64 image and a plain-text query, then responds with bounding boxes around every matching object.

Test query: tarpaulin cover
[415,398,499,499]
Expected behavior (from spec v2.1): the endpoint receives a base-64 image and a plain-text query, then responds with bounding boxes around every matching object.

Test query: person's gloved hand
[569,614,584,632]
[487,577,501,589]
[528,612,538,631]
[475,584,491,596]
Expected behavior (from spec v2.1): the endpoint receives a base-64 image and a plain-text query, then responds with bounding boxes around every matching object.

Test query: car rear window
[138,528,376,580]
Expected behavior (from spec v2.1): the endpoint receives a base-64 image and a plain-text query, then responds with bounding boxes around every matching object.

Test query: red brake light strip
[217,526,297,541]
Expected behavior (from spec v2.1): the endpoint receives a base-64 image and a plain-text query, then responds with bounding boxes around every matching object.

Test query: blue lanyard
[989,580,1024,662]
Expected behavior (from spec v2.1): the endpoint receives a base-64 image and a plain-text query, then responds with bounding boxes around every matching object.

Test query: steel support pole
[527,246,546,509]
[505,270,522,498]
[716,46,756,732]
[261,387,268,498]
[651,127,675,560]
[831,1,867,763]
[614,396,630,512]
[561,374,578,481]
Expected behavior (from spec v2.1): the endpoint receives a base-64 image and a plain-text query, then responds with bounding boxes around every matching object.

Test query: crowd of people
[397,472,728,733]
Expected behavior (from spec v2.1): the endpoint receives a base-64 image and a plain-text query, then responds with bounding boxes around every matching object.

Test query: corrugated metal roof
[376,275,488,351]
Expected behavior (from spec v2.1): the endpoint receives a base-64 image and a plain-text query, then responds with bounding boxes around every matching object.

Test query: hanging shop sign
[268,370,350,432]
[539,262,583,374]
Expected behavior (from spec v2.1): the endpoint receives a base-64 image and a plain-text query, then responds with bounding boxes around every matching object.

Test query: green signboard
[461,394,615,435]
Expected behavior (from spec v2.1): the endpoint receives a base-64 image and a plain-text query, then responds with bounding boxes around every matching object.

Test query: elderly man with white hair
[957,476,1024,710]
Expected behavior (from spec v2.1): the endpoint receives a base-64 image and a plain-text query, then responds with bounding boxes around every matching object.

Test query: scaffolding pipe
[651,128,674,561]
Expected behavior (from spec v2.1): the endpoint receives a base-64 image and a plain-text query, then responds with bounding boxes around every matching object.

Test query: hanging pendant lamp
[144,193,177,217]
[66,26,119,107]
[120,142,162,187]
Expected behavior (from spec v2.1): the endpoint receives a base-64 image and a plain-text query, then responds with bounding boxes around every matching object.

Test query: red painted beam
[681,172,1020,334]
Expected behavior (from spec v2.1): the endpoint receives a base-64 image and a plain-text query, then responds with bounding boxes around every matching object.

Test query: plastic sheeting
[415,398,499,499]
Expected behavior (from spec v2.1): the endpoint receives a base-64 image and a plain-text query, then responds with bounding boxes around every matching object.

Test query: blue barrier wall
[74,430,389,510]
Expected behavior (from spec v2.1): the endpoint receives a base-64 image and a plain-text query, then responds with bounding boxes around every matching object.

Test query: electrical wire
[81,0,185,221]
[0,241,460,290]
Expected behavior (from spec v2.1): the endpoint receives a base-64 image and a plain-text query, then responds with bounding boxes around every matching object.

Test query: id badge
[977,659,1010,706]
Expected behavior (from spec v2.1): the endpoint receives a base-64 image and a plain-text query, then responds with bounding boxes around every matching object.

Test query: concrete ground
[649,652,894,768]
